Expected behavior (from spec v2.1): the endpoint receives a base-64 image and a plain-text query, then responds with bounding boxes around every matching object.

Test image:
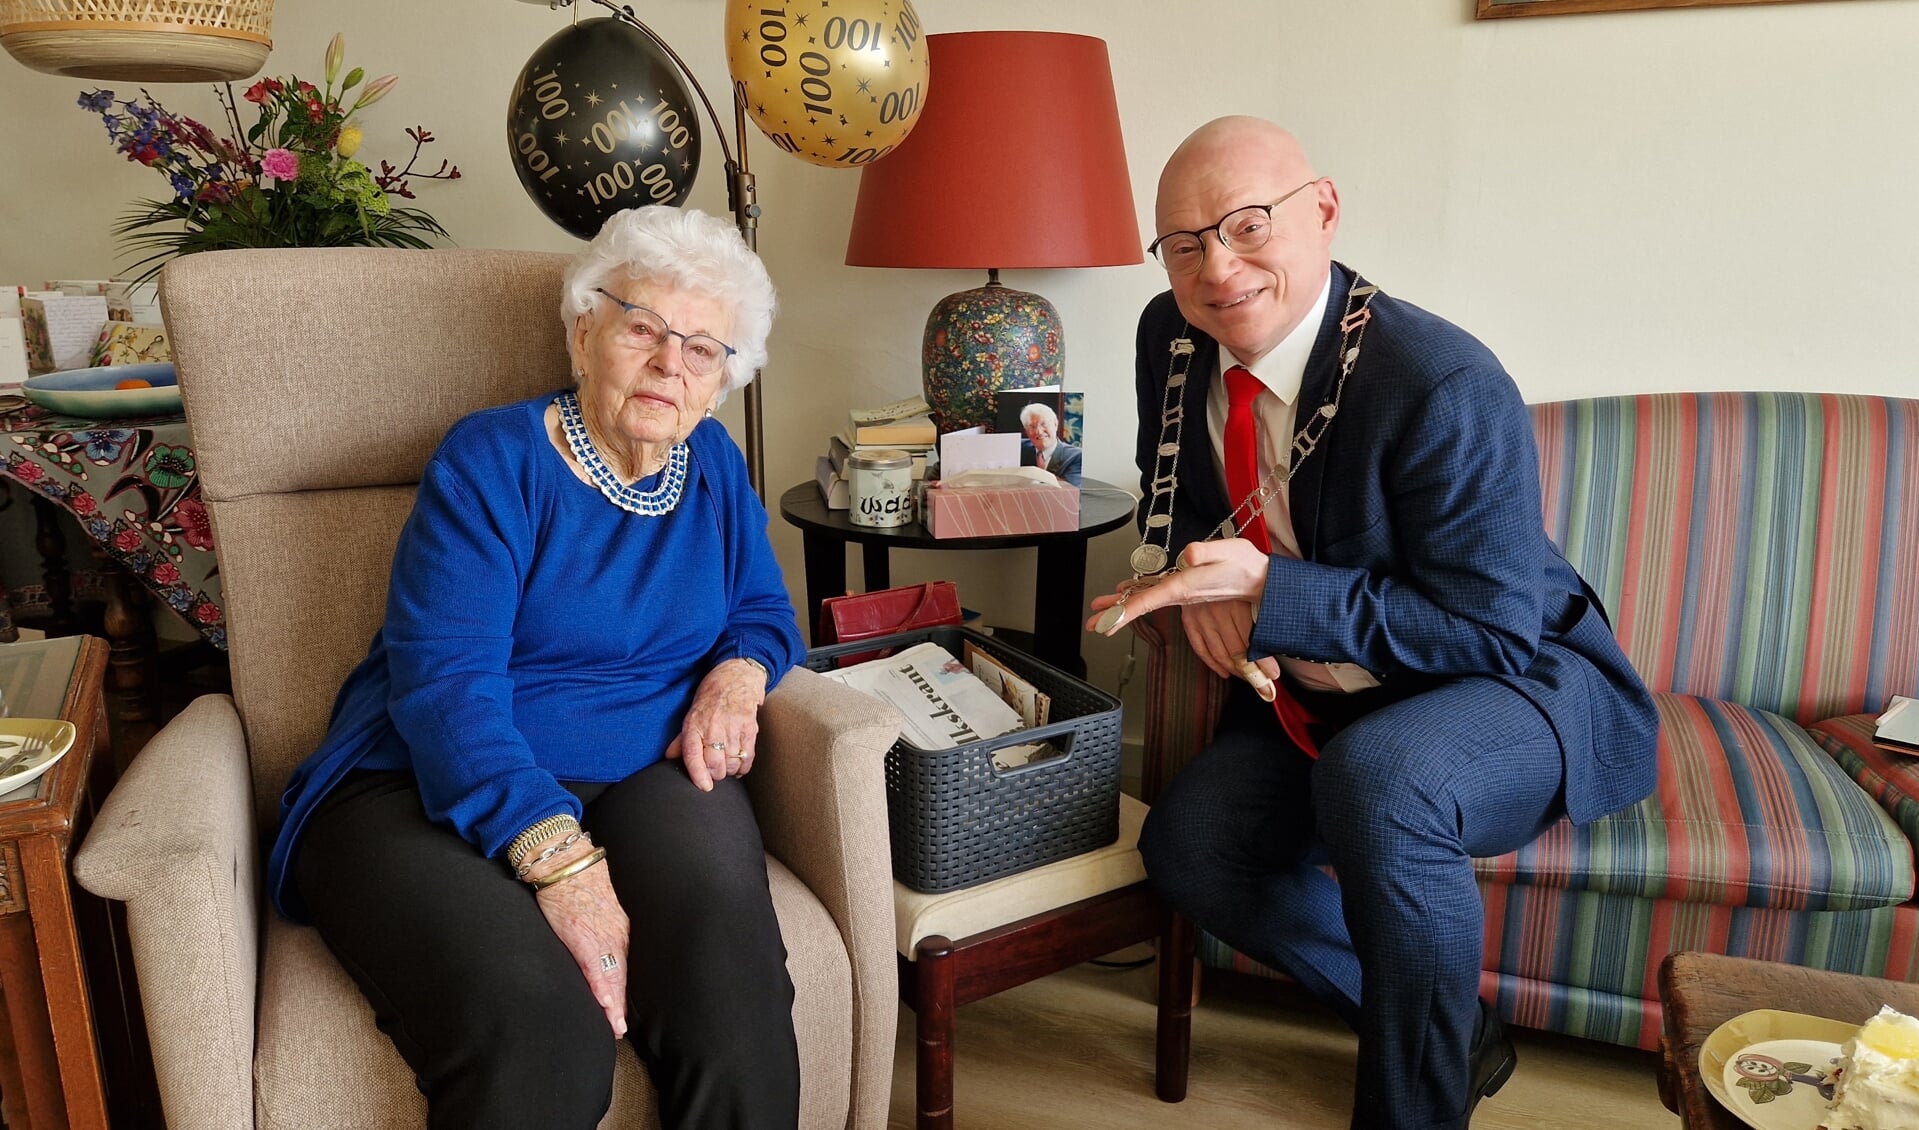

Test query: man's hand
[1178,600,1281,683]
[1086,539,1279,700]
[1085,538,1271,635]
[664,658,768,791]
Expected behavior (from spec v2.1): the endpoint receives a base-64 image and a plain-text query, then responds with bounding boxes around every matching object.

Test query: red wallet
[817,581,962,663]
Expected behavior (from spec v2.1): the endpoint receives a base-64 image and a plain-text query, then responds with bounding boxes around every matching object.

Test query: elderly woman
[264,206,805,1129]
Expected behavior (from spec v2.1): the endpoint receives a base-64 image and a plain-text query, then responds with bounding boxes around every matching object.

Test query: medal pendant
[1130,543,1168,575]
[1094,602,1127,635]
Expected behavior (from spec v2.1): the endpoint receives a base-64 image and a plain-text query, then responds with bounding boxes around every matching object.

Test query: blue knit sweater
[267,393,804,921]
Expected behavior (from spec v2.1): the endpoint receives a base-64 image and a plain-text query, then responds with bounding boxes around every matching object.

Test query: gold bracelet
[506,814,582,871]
[531,847,607,890]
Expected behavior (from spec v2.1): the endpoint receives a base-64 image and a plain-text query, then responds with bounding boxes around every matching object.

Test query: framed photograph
[991,387,1082,487]
[1477,0,1833,17]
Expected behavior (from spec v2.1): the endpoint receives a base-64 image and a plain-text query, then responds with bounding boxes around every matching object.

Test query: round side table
[778,479,1136,677]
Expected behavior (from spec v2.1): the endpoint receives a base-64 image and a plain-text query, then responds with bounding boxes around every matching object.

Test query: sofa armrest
[748,666,902,1130]
[1134,606,1229,804]
[72,694,258,1130]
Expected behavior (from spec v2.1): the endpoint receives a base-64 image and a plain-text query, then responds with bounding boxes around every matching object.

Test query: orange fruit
[114,378,153,390]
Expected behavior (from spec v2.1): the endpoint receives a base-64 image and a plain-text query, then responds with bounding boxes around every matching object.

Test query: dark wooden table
[0,635,126,1130]
[778,479,1136,677]
[1658,951,1919,1128]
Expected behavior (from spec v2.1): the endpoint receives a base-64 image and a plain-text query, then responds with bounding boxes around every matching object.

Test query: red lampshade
[844,31,1142,270]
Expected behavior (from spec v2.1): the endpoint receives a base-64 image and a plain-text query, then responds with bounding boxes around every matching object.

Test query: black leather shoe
[1467,999,1518,1121]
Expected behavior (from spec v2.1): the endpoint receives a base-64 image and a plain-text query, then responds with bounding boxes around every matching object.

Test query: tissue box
[925,483,1079,538]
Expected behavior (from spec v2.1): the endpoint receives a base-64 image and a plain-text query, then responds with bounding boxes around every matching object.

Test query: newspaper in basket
[810,627,1122,892]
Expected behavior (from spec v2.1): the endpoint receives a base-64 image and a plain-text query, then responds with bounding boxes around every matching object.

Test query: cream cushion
[895,794,1148,955]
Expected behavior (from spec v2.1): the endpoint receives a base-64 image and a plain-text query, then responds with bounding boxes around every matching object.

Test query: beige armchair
[72,248,903,1129]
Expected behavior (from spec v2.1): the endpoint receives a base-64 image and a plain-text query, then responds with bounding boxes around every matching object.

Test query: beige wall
[4,0,1916,720]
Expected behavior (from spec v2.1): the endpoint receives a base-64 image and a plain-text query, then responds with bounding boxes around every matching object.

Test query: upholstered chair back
[1532,393,1919,724]
[160,248,574,821]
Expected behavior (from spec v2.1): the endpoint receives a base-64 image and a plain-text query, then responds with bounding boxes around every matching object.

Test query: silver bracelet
[514,830,589,879]
[735,655,769,678]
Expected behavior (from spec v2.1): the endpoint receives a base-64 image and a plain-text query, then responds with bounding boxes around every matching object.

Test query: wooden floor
[887,946,1680,1130]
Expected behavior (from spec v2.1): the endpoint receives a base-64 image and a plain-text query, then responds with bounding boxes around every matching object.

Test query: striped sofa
[1136,391,1919,1051]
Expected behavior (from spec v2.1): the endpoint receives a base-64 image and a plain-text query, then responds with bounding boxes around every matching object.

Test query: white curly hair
[560,206,776,403]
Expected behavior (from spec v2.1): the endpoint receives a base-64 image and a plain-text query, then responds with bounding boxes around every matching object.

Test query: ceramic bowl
[23,363,182,419]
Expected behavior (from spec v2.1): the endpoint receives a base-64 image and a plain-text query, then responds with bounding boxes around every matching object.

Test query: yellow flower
[337,124,364,158]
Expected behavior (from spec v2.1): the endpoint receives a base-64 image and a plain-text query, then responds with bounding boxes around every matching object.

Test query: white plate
[0,717,79,796]
[22,363,182,419]
[1701,1009,1858,1130]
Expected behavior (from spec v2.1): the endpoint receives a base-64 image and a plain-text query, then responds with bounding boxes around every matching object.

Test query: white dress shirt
[1205,272,1379,695]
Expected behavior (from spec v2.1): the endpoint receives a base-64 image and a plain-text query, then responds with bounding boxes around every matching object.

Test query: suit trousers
[1139,677,1567,1130]
[296,762,801,1130]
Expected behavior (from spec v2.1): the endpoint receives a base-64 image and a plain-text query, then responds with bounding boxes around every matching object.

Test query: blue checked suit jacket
[1134,263,1659,824]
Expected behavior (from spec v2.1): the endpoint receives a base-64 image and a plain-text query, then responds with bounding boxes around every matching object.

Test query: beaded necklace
[1095,276,1379,633]
[556,390,688,516]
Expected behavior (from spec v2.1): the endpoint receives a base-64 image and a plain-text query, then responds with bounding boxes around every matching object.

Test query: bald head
[1150,116,1339,365]
[1156,117,1317,228]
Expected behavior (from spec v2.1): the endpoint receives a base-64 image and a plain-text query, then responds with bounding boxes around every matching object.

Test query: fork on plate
[0,734,50,779]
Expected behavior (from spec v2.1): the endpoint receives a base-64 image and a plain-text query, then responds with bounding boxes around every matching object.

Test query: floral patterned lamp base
[919,271,1063,434]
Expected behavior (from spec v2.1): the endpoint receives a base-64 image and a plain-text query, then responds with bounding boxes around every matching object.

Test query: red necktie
[1223,365,1322,759]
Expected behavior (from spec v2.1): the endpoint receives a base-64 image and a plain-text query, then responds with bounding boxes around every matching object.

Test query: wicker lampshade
[0,0,272,82]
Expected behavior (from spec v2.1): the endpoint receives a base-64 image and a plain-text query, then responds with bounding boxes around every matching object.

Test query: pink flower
[113,529,142,551]
[261,147,299,181]
[174,497,214,550]
[150,561,180,584]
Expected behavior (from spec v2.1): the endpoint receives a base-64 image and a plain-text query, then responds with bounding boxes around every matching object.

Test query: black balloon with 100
[507,18,703,239]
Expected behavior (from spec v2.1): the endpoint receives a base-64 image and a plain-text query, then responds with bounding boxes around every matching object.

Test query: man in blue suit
[1090,117,1659,1128]
[1017,402,1084,485]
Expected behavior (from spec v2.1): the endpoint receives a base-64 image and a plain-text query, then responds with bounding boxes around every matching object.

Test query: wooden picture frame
[1477,0,1838,17]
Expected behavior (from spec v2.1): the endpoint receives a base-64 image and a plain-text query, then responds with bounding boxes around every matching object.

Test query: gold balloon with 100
[725,0,929,170]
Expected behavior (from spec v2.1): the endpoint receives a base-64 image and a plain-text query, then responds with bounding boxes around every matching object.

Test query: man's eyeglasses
[1147,178,1325,276]
[593,288,737,377]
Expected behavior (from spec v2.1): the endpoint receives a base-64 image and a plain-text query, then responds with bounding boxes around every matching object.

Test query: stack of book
[816,395,938,510]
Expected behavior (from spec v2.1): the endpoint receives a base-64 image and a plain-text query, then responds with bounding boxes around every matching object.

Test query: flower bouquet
[80,33,460,284]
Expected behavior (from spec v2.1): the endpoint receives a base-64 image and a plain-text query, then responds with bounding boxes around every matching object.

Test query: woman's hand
[530,849,630,1037]
[664,658,768,791]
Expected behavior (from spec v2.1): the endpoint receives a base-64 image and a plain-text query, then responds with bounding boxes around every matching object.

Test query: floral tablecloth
[0,402,224,649]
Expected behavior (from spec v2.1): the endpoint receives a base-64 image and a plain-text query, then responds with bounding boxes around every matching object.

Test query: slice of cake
[1824,1005,1919,1130]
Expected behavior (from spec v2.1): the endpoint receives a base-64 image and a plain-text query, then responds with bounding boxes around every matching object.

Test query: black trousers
[296,762,801,1130]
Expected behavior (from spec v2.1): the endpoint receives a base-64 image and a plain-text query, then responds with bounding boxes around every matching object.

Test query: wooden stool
[895,795,1194,1129]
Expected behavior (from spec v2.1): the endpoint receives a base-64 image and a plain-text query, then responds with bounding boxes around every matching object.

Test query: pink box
[925,483,1079,538]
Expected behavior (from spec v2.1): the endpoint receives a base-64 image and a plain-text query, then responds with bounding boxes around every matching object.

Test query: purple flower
[260,147,299,181]
[169,172,194,199]
[82,428,134,462]
[78,89,115,111]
